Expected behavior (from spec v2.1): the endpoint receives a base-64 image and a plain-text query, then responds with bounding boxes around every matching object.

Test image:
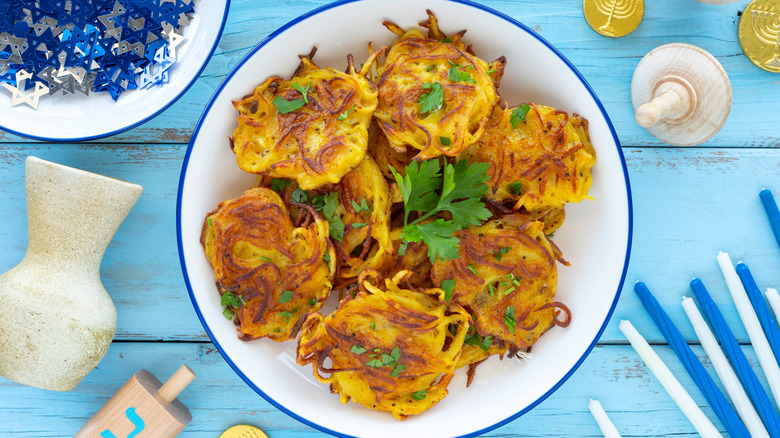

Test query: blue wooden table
[2,0,780,436]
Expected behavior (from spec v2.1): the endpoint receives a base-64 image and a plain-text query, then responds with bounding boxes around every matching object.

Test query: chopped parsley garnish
[397,243,408,256]
[366,359,384,368]
[465,333,494,352]
[273,327,281,332]
[351,197,372,213]
[448,65,475,84]
[271,178,290,192]
[495,246,511,261]
[503,286,515,296]
[426,64,437,72]
[439,136,451,146]
[390,159,491,263]
[278,290,293,304]
[509,181,523,195]
[337,104,356,121]
[467,264,479,276]
[291,82,310,103]
[223,308,235,320]
[280,310,294,322]
[273,95,306,114]
[308,298,317,307]
[221,291,245,308]
[323,252,330,264]
[418,82,444,114]
[547,233,555,238]
[441,37,453,43]
[441,279,455,301]
[505,306,517,333]
[488,283,495,296]
[291,187,308,203]
[260,256,273,262]
[390,363,406,377]
[351,345,366,354]
[317,192,345,242]
[370,321,376,330]
[510,104,531,128]
[351,222,368,229]
[207,217,213,227]
[411,390,428,401]
[486,68,496,74]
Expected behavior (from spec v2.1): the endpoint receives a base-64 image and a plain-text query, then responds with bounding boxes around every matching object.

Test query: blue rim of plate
[177,0,633,436]
[0,0,231,143]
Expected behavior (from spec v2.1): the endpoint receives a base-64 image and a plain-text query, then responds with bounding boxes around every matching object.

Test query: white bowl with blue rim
[178,1,632,436]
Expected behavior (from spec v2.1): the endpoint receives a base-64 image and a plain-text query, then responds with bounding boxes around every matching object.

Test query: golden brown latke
[430,216,571,349]
[297,271,470,420]
[374,12,505,159]
[373,227,434,290]
[231,52,382,190]
[367,121,417,181]
[201,187,333,342]
[459,103,596,211]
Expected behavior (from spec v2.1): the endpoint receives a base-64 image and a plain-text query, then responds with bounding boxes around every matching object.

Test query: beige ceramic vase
[0,157,143,391]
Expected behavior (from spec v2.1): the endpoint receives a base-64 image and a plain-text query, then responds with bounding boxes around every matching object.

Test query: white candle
[588,399,622,438]
[619,320,721,438]
[681,296,769,438]
[766,288,780,325]
[717,252,780,405]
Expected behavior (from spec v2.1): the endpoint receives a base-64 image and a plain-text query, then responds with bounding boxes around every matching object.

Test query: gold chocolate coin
[583,0,644,38]
[739,0,780,72]
[219,425,269,438]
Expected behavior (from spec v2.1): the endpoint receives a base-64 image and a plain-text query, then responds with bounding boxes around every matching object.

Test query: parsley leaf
[418,82,444,114]
[402,219,461,263]
[291,187,308,203]
[365,359,384,368]
[509,181,523,195]
[448,66,475,83]
[495,246,512,260]
[411,390,428,401]
[510,104,531,129]
[279,290,293,304]
[439,136,451,146]
[221,291,244,308]
[223,308,235,320]
[351,345,366,354]
[465,333,494,352]
[271,178,290,192]
[308,298,317,306]
[390,346,401,362]
[390,160,442,224]
[291,82,310,103]
[439,160,492,228]
[505,306,517,333]
[351,222,368,229]
[273,95,306,114]
[390,363,406,377]
[280,310,294,322]
[441,278,455,301]
[337,104,356,120]
[316,192,345,242]
[351,197,372,213]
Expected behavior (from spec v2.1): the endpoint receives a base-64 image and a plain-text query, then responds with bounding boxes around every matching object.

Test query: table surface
[2,0,779,436]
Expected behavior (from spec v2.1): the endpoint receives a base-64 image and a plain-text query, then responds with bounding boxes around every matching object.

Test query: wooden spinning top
[75,365,196,438]
[631,43,731,146]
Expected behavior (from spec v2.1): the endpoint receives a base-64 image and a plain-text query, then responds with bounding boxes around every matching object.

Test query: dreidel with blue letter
[75,365,196,437]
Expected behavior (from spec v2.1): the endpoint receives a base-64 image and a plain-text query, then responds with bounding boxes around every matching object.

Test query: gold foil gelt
[583,0,644,38]
[739,0,780,72]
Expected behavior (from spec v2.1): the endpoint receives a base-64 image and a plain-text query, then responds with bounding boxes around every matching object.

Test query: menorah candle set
[597,189,780,436]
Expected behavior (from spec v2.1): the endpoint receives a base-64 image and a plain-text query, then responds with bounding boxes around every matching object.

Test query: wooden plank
[1,145,779,342]
[0,0,774,148]
[0,342,763,437]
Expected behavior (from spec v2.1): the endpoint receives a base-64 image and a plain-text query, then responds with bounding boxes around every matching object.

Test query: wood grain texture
[0,342,769,437]
[0,0,775,147]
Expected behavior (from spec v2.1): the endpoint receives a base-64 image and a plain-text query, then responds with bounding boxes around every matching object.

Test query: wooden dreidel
[631,43,732,146]
[75,365,196,438]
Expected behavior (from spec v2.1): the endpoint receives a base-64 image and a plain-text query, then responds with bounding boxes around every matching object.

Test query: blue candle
[690,278,780,437]
[635,281,749,438]
[736,262,780,366]
[760,189,780,251]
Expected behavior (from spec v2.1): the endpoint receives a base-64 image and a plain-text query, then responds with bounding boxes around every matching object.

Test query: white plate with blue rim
[0,0,229,142]
[178,0,632,436]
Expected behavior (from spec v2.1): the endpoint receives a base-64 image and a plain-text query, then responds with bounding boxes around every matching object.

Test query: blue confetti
[0,0,196,105]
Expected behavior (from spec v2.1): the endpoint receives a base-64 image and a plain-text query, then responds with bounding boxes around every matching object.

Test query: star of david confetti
[0,0,197,108]
[1,69,49,109]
